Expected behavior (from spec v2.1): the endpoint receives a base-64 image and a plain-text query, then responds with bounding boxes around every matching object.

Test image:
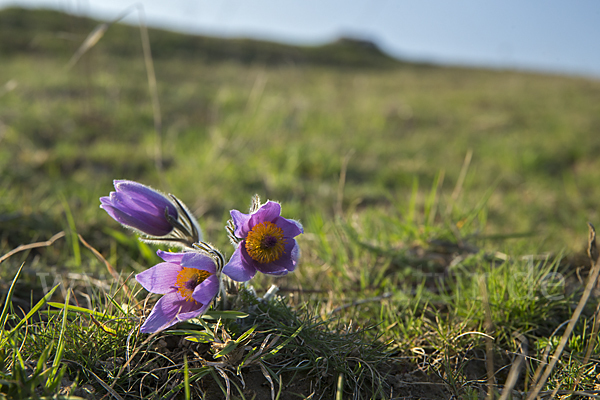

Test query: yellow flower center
[174,267,211,303]
[245,221,287,264]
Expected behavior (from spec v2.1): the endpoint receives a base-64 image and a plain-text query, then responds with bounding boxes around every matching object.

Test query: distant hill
[0,7,410,68]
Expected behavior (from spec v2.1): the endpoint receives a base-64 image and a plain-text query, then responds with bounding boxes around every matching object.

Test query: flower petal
[192,275,219,305]
[253,239,298,275]
[100,203,171,237]
[222,245,257,282]
[157,250,185,264]
[100,180,177,237]
[177,306,208,321]
[181,252,217,274]
[249,201,281,227]
[230,209,252,238]
[253,262,290,276]
[275,216,303,238]
[115,180,176,217]
[139,292,200,333]
[290,239,300,265]
[253,258,293,275]
[101,201,170,236]
[136,262,181,294]
[114,190,174,224]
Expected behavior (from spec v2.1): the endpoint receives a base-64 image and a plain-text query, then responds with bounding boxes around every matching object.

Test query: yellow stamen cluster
[245,221,286,264]
[175,267,211,303]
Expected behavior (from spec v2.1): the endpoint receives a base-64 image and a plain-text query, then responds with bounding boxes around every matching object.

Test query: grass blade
[202,311,249,320]
[46,290,70,390]
[105,293,127,316]
[406,177,419,224]
[59,193,81,266]
[235,325,256,344]
[47,302,108,319]
[0,263,24,343]
[184,355,190,400]
[66,22,109,69]
[268,323,304,356]
[6,283,60,339]
[425,169,444,228]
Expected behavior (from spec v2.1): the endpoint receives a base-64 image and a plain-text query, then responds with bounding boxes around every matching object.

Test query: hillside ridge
[0,7,416,68]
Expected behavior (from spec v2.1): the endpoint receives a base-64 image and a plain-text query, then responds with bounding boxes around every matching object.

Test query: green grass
[1,7,600,399]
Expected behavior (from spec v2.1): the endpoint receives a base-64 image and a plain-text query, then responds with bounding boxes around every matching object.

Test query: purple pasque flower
[100,180,177,237]
[136,250,220,333]
[223,200,303,282]
[100,180,202,247]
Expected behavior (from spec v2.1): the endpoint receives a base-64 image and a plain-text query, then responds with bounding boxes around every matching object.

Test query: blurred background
[2,0,600,78]
[1,0,600,276]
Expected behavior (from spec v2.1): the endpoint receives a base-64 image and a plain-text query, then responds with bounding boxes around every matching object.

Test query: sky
[2,0,600,79]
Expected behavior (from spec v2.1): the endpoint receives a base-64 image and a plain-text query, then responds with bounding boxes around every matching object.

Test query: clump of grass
[1,264,392,399]
[297,175,600,398]
[2,198,600,399]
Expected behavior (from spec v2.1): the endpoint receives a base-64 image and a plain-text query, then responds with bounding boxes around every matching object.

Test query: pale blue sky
[2,0,600,78]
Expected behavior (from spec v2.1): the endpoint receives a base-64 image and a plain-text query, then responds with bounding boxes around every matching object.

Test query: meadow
[1,7,600,399]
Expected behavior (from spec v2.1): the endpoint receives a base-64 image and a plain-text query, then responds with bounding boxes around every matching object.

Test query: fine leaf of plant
[46,302,118,335]
[209,366,231,399]
[201,310,250,320]
[46,289,70,391]
[163,367,212,399]
[59,192,81,267]
[1,282,60,348]
[104,292,128,317]
[424,169,444,228]
[212,325,256,359]
[46,302,111,320]
[183,354,190,400]
[0,263,25,342]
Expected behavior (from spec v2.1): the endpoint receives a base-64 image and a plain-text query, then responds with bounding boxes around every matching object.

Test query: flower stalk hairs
[101,182,302,333]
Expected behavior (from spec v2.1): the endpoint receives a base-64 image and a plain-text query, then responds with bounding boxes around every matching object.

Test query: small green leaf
[9,284,61,337]
[213,341,239,359]
[235,325,256,344]
[35,341,54,376]
[0,263,25,340]
[183,355,190,400]
[202,311,249,320]
[47,302,108,319]
[183,334,214,343]
[269,323,304,356]
[105,293,127,316]
[47,290,70,389]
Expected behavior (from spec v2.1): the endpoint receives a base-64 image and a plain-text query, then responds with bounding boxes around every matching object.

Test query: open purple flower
[223,201,303,282]
[136,250,219,333]
[100,180,177,237]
